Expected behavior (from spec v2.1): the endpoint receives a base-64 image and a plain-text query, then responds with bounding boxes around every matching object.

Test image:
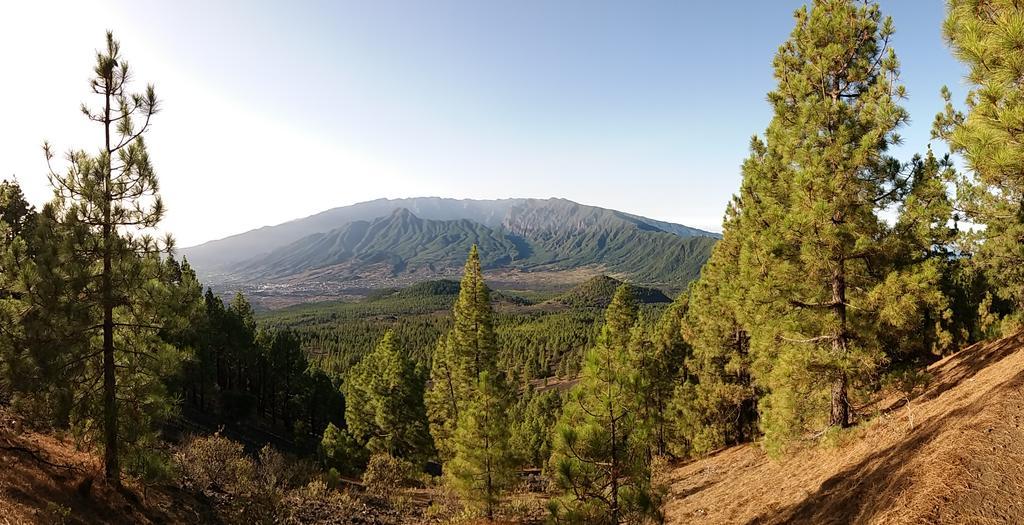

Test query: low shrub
[363,453,414,500]
[175,434,306,524]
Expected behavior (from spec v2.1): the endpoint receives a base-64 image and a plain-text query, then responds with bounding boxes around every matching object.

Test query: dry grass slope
[665,332,1024,525]
[0,421,216,524]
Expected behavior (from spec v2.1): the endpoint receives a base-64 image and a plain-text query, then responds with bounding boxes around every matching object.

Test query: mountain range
[181,197,719,301]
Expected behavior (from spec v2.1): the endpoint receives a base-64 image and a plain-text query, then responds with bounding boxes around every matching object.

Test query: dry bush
[421,482,479,524]
[283,479,361,524]
[175,434,298,524]
[258,445,315,492]
[175,433,255,494]
[175,435,416,524]
[363,453,414,500]
[502,491,548,524]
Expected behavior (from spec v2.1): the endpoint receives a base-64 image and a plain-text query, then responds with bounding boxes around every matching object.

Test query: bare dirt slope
[665,332,1024,525]
[0,416,216,525]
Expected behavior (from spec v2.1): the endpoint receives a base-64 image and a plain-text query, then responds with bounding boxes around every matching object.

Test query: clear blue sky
[0,1,965,246]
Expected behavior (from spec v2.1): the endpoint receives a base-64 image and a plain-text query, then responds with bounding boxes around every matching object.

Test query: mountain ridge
[182,197,718,270]
[182,197,719,301]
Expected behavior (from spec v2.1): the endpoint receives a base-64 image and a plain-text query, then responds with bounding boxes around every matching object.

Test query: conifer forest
[5,1,1024,524]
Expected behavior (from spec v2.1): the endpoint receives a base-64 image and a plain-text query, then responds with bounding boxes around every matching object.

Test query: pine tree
[625,313,662,460]
[41,31,177,484]
[935,0,1024,330]
[628,294,700,458]
[508,385,562,468]
[648,293,692,457]
[425,244,500,459]
[548,285,658,524]
[425,332,460,460]
[320,422,368,476]
[447,370,514,521]
[344,330,432,462]
[256,329,306,429]
[868,151,960,360]
[0,203,92,425]
[0,180,37,401]
[0,180,36,244]
[182,289,225,413]
[425,245,515,515]
[733,0,920,448]
[673,206,758,456]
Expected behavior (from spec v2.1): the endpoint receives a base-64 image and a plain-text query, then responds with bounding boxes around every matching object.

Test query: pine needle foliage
[746,0,910,439]
[22,32,199,484]
[426,245,500,460]
[673,208,758,456]
[0,180,37,403]
[692,0,959,453]
[935,0,1024,331]
[425,245,515,516]
[447,369,515,520]
[344,330,432,463]
[548,285,660,524]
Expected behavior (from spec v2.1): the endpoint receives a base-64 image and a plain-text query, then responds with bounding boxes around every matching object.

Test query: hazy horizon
[1,0,964,247]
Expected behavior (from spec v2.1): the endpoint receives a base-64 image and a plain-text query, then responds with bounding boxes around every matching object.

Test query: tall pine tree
[935,0,1024,330]
[673,199,758,456]
[728,1,956,452]
[41,32,181,484]
[425,245,514,515]
[426,245,499,458]
[648,293,692,457]
[426,332,460,460]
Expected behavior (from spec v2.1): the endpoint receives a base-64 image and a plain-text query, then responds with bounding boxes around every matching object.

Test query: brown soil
[0,412,546,524]
[664,331,1024,525]
[0,418,216,524]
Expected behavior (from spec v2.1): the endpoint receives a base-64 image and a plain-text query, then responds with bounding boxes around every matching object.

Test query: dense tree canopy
[935,0,1024,332]
[344,330,432,462]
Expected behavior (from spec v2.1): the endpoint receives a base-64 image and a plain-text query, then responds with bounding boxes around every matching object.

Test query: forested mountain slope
[664,332,1024,525]
[549,275,671,307]
[182,197,717,272]
[5,331,1023,524]
[182,197,718,302]
[240,207,715,288]
[236,209,523,280]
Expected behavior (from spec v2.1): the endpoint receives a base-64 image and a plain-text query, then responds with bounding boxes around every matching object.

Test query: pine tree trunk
[103,258,117,483]
[485,402,494,522]
[609,376,619,524]
[445,366,460,428]
[101,83,120,486]
[656,394,666,457]
[829,260,850,428]
[830,373,849,428]
[611,420,619,524]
